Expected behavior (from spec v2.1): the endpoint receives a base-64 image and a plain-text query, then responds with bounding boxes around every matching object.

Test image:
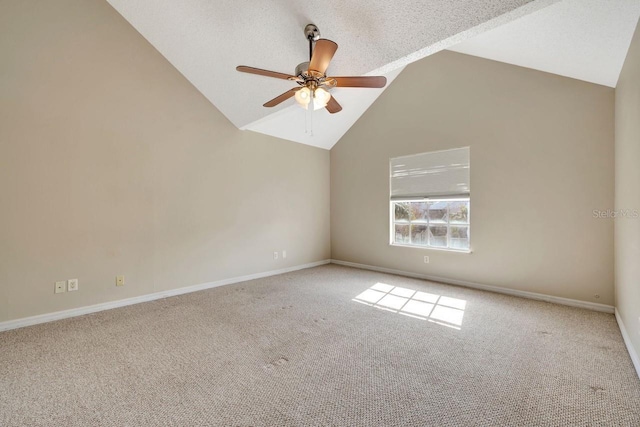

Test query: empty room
[2,0,640,425]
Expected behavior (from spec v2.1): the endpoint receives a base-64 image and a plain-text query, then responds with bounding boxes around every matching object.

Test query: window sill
[389,243,472,254]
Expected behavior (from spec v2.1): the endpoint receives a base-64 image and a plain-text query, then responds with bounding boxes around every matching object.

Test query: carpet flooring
[1,264,639,426]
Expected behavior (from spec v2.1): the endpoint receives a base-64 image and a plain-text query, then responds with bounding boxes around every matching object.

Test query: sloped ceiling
[106,0,560,149]
[448,0,640,88]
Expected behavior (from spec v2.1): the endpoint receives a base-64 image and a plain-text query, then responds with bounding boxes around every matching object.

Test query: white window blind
[390,147,470,200]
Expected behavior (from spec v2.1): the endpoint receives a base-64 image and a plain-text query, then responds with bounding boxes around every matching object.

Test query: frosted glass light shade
[313,87,330,109]
[295,87,331,110]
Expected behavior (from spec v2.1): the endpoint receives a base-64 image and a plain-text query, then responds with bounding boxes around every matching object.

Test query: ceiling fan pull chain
[305,107,313,136]
[305,107,309,135]
[310,92,314,136]
[305,90,314,136]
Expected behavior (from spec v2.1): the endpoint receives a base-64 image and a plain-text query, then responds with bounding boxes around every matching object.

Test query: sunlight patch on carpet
[353,283,466,329]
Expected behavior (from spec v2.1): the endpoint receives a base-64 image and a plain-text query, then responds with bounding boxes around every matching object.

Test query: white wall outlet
[282,250,287,259]
[67,278,78,292]
[55,281,66,294]
[273,251,279,260]
[424,256,430,264]
[116,275,125,287]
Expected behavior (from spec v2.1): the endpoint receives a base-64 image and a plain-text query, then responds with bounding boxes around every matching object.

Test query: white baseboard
[0,260,331,333]
[330,259,615,314]
[615,308,640,379]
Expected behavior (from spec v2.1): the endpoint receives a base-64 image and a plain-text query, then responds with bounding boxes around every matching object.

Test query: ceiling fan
[236,24,387,114]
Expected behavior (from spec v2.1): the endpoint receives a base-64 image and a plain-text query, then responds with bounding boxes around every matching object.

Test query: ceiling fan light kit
[236,24,387,116]
[295,86,331,110]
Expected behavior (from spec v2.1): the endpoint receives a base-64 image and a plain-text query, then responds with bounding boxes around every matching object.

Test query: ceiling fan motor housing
[295,62,310,78]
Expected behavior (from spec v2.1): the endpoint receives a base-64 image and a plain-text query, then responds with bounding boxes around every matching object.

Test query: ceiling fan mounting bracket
[304,24,320,42]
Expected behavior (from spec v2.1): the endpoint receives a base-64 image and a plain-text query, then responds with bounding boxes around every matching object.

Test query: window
[390,148,470,251]
[391,199,470,250]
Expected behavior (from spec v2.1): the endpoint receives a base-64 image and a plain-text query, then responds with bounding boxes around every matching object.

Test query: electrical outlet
[424,256,430,264]
[67,279,78,292]
[273,251,279,260]
[55,281,66,294]
[116,275,125,287]
[282,250,287,259]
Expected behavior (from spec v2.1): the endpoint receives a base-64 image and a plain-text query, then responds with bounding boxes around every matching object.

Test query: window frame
[389,197,471,253]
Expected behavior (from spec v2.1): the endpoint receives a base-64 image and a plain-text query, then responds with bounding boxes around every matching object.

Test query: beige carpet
[1,264,639,426]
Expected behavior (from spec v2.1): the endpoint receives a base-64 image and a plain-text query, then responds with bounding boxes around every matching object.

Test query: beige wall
[615,21,640,358]
[0,0,330,322]
[331,51,615,305]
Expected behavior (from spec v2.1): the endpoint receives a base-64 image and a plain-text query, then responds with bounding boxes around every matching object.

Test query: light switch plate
[67,279,78,292]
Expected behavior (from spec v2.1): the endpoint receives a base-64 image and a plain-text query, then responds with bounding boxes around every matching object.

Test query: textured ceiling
[106,0,559,149]
[448,0,640,88]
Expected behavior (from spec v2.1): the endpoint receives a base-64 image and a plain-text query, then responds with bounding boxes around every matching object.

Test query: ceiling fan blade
[263,88,301,107]
[308,39,338,74]
[333,76,387,88]
[325,96,342,114]
[236,66,298,81]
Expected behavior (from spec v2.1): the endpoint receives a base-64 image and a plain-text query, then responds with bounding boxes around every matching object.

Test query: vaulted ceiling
[106,1,639,150]
[105,0,561,149]
[449,0,640,88]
